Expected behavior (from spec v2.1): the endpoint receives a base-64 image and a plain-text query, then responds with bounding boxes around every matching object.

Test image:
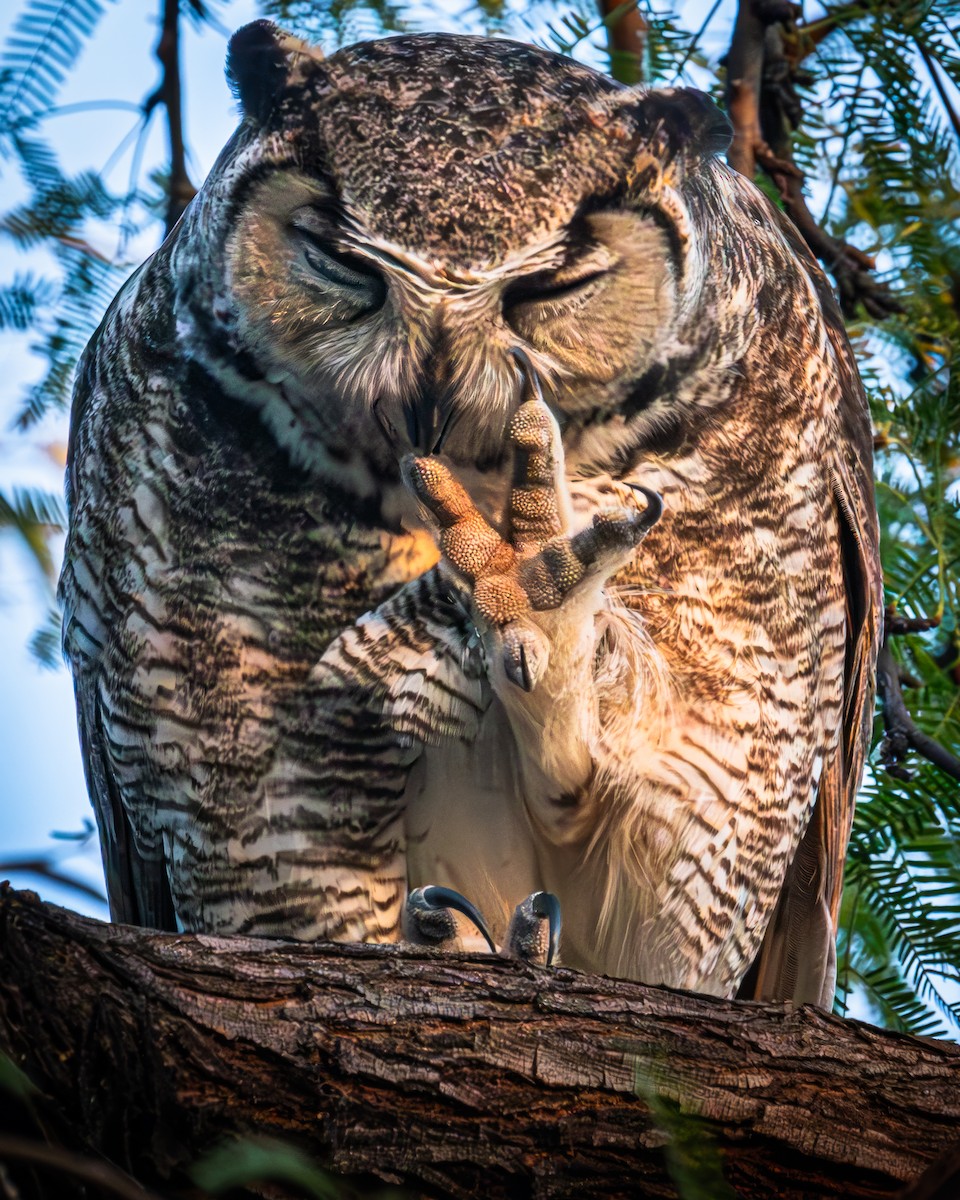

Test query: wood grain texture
[1,886,957,1199]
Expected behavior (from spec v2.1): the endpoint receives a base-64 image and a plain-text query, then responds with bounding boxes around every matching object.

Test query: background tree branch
[878,638,960,784]
[597,1,648,85]
[149,0,196,235]
[2,886,960,1199]
[723,0,902,317]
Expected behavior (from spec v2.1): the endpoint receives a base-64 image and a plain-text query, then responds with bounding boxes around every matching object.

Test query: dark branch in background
[0,1136,160,1200]
[724,0,768,178]
[723,0,902,319]
[0,857,107,906]
[146,0,196,236]
[878,611,960,785]
[885,613,942,638]
[0,822,107,907]
[598,1,648,85]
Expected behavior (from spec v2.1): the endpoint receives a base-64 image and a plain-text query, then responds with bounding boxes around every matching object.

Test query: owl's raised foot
[402,884,497,952]
[401,357,662,692]
[501,890,562,966]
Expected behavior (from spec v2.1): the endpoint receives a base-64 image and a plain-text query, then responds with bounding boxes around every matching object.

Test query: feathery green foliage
[262,0,409,41]
[0,273,56,330]
[1,0,959,1041]
[635,1060,738,1200]
[191,1137,409,1198]
[0,487,66,669]
[0,0,112,133]
[808,1,960,1036]
[0,487,65,584]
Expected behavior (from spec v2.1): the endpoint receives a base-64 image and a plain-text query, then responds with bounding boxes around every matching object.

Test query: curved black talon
[509,345,547,407]
[503,890,562,966]
[531,890,562,967]
[512,639,532,694]
[415,885,498,953]
[431,400,461,455]
[625,483,664,533]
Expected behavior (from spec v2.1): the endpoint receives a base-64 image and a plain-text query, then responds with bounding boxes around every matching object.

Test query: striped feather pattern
[59,30,880,1003]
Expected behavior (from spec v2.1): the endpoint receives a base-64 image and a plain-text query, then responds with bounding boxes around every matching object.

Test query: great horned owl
[59,22,881,1005]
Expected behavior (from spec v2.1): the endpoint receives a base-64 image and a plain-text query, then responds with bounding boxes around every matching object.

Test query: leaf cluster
[0,2,133,430]
[804,0,960,1038]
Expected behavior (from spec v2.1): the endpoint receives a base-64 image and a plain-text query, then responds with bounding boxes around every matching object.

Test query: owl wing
[60,331,180,931]
[71,674,179,930]
[743,219,883,1006]
[314,566,490,750]
[68,545,489,932]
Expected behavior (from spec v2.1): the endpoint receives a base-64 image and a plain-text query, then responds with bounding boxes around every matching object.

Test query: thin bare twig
[671,0,725,84]
[0,858,107,905]
[877,640,960,784]
[0,830,106,907]
[152,0,196,235]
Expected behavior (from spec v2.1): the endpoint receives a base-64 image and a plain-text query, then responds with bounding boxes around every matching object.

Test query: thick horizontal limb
[1,886,959,1198]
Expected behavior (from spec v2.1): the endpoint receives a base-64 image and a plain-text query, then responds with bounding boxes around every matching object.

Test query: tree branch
[724,0,767,178]
[885,613,942,637]
[723,0,902,318]
[154,0,195,235]
[597,1,648,85]
[0,857,106,905]
[2,886,960,1199]
[877,638,960,784]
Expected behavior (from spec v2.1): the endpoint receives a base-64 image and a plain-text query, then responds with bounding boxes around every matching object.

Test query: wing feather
[743,216,883,1005]
[316,565,490,748]
[62,337,179,931]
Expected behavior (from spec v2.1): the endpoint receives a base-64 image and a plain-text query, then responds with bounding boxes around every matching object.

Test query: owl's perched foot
[401,357,661,692]
[502,890,562,966]
[402,884,497,951]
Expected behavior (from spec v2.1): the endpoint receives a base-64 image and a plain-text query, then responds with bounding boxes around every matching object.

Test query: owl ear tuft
[630,87,733,170]
[226,20,323,124]
[226,22,289,122]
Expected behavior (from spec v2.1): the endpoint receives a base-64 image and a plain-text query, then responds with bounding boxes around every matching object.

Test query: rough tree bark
[1,886,959,1199]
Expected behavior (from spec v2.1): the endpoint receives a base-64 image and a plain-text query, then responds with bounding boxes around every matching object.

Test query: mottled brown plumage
[59,22,881,1003]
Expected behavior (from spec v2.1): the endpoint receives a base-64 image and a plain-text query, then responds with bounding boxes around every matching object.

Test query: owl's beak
[402,392,459,455]
[377,349,549,463]
[402,392,432,453]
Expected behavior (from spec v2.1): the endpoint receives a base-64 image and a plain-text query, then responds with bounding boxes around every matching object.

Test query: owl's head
[174,23,753,485]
